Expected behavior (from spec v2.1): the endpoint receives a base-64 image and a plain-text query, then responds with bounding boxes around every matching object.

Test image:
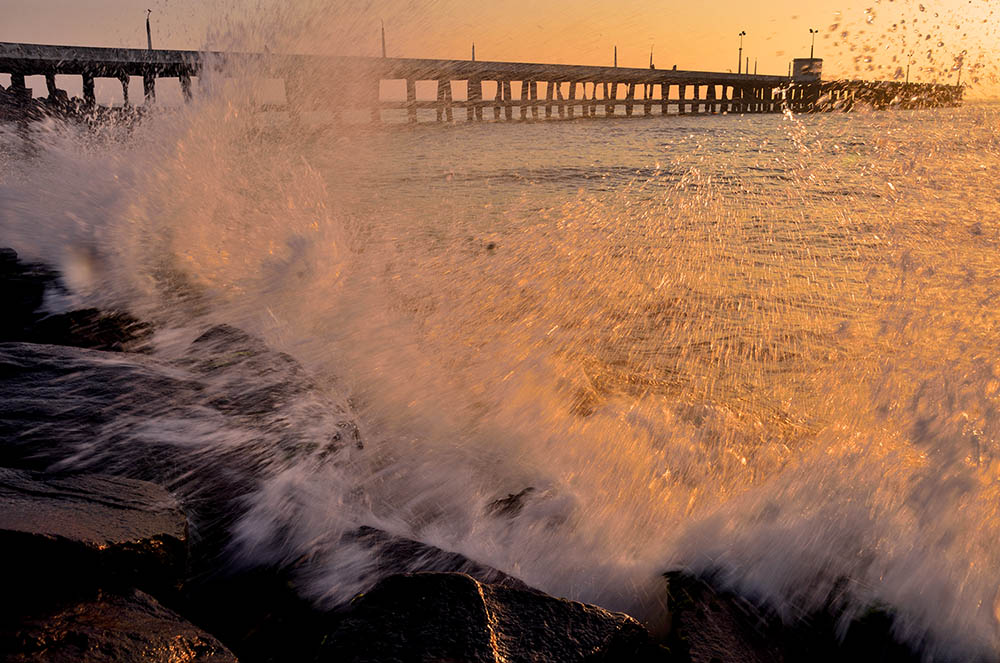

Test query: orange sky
[2,1,997,94]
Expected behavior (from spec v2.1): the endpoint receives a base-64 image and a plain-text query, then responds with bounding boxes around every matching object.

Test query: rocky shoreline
[0,247,925,662]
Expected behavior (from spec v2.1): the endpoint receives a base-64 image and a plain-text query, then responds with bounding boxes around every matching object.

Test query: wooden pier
[0,41,963,123]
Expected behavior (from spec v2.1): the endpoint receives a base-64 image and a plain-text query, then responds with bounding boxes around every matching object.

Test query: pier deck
[0,41,963,122]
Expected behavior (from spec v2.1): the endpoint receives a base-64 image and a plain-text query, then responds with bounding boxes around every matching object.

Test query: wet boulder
[0,468,188,601]
[341,526,528,589]
[179,527,529,663]
[663,571,921,663]
[0,247,59,341]
[1,588,238,663]
[30,308,152,352]
[0,248,150,350]
[322,572,666,662]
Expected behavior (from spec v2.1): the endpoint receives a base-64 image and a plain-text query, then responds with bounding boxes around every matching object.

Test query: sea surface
[2,71,1000,660]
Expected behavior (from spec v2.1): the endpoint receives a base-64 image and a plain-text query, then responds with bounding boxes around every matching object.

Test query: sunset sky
[2,1,997,93]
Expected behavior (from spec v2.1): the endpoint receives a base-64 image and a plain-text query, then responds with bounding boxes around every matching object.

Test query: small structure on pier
[0,41,963,125]
[792,58,822,83]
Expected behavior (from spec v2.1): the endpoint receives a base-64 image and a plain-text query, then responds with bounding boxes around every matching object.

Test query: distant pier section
[0,41,963,123]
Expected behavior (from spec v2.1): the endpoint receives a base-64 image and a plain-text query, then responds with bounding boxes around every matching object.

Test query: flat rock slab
[2,588,238,663]
[323,572,667,663]
[0,468,187,599]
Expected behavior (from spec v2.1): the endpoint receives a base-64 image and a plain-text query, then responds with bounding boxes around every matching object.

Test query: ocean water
[2,27,1000,661]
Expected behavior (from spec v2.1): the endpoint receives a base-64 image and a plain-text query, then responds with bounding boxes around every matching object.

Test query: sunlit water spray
[2,2,1000,660]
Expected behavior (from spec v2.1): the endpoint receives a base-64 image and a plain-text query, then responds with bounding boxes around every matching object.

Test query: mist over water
[2,4,1000,660]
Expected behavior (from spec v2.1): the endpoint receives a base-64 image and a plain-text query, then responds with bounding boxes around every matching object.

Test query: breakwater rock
[1,468,187,600]
[4,589,238,663]
[323,572,666,663]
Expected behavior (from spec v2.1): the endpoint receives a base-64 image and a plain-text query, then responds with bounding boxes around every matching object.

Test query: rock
[0,588,238,662]
[0,248,149,351]
[30,308,152,352]
[664,571,782,663]
[178,564,333,663]
[0,248,59,342]
[486,486,536,518]
[663,571,921,663]
[181,324,316,417]
[179,528,529,663]
[0,468,187,602]
[322,572,663,663]
[342,526,529,589]
[0,342,204,472]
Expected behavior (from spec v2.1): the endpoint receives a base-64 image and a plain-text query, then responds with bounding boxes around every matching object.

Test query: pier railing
[0,41,964,122]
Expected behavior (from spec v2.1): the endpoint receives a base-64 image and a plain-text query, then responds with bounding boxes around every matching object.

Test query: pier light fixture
[738,31,746,74]
[809,28,818,60]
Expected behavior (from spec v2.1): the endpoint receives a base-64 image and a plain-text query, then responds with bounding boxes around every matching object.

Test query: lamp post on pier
[809,28,818,60]
[737,31,746,74]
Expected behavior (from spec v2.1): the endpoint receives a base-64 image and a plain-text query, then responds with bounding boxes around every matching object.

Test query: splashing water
[2,3,1000,660]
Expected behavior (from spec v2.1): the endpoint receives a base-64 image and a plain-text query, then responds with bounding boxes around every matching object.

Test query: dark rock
[0,248,59,342]
[0,468,187,602]
[0,339,350,536]
[181,324,315,417]
[31,308,153,352]
[663,571,922,663]
[342,526,529,589]
[583,619,672,662]
[0,588,238,662]
[664,571,781,663]
[179,564,333,663]
[179,527,529,663]
[322,572,656,663]
[486,486,536,518]
[0,248,149,351]
[0,342,204,472]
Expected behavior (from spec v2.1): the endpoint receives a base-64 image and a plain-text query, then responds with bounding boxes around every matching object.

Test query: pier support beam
[545,81,554,118]
[494,80,503,120]
[692,85,700,114]
[625,82,635,117]
[7,73,29,108]
[660,83,669,115]
[436,79,453,122]
[179,72,192,102]
[643,83,652,116]
[467,79,482,121]
[45,74,57,98]
[82,73,95,107]
[529,80,538,119]
[567,82,576,118]
[118,72,130,107]
[406,78,417,123]
[556,83,565,118]
[503,80,513,120]
[143,72,156,104]
[520,80,530,120]
[678,84,686,115]
[707,84,716,113]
